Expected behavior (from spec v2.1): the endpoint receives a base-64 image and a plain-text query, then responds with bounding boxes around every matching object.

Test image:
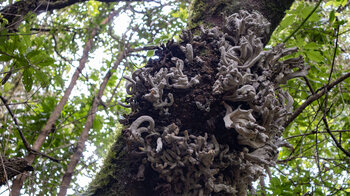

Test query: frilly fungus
[120,10,308,195]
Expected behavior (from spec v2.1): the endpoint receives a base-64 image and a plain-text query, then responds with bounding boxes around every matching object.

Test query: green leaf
[15,54,29,68]
[270,177,281,187]
[304,42,318,50]
[34,69,49,86]
[308,11,321,22]
[27,50,55,67]
[146,50,155,57]
[0,54,13,61]
[16,38,27,54]
[307,50,324,63]
[93,115,104,131]
[280,15,295,29]
[22,68,33,92]
[26,50,42,60]
[37,57,55,67]
[22,34,31,48]
[329,10,335,23]
[54,75,65,88]
[3,83,12,93]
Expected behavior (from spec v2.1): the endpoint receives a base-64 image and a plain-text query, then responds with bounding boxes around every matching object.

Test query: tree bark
[188,0,294,44]
[0,156,33,187]
[85,0,297,196]
[0,0,152,29]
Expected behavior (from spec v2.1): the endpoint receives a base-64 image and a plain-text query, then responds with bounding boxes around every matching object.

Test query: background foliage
[267,0,350,195]
[0,0,349,195]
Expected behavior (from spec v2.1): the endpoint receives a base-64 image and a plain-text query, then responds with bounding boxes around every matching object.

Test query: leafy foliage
[266,0,350,195]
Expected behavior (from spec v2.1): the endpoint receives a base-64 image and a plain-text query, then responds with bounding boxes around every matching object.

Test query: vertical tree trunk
[58,48,126,196]
[86,1,300,196]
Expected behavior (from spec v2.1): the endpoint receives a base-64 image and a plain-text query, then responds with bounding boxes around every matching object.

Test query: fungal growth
[121,10,308,195]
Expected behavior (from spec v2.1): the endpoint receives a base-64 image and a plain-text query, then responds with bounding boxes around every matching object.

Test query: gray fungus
[122,10,308,196]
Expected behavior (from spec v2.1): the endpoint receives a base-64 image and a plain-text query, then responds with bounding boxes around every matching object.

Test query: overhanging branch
[0,0,153,29]
[0,96,59,163]
[284,72,350,128]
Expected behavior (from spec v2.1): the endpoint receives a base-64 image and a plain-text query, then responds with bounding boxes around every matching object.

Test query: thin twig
[0,155,10,190]
[0,96,60,162]
[284,72,350,128]
[52,34,71,63]
[318,21,350,157]
[0,96,31,150]
[107,66,127,107]
[303,76,315,95]
[336,0,350,12]
[0,32,40,36]
[128,45,159,53]
[322,88,350,157]
[279,136,329,164]
[286,103,323,159]
[283,0,322,43]
[315,123,326,184]
[327,19,340,85]
[278,155,349,163]
[285,130,350,139]
[0,100,40,106]
[1,63,15,85]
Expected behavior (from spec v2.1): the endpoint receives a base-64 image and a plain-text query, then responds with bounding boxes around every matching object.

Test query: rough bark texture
[0,157,33,186]
[85,1,297,196]
[0,0,149,29]
[188,0,294,45]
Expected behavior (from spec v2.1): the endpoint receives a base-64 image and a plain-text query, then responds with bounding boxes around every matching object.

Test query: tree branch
[0,96,59,163]
[284,72,350,128]
[0,155,10,189]
[0,95,32,153]
[283,0,322,43]
[0,0,153,29]
[303,76,315,95]
[322,89,350,157]
[57,42,128,196]
[0,156,34,187]
[285,130,350,139]
[327,19,340,85]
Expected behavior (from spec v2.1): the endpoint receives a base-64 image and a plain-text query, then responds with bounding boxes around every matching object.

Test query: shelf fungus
[121,10,308,196]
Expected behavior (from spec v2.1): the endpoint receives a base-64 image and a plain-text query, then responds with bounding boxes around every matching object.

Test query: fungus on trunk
[117,10,308,195]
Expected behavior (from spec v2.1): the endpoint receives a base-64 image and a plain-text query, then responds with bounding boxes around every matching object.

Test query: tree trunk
[58,44,126,196]
[85,0,301,195]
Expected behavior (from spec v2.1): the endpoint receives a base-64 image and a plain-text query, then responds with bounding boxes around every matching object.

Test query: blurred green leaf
[23,68,33,92]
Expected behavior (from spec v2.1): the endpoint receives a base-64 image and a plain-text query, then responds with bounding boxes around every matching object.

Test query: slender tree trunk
[58,49,127,196]
[86,0,298,196]
[10,10,120,196]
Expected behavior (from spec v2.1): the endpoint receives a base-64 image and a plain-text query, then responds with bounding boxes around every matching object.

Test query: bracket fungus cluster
[121,10,308,195]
